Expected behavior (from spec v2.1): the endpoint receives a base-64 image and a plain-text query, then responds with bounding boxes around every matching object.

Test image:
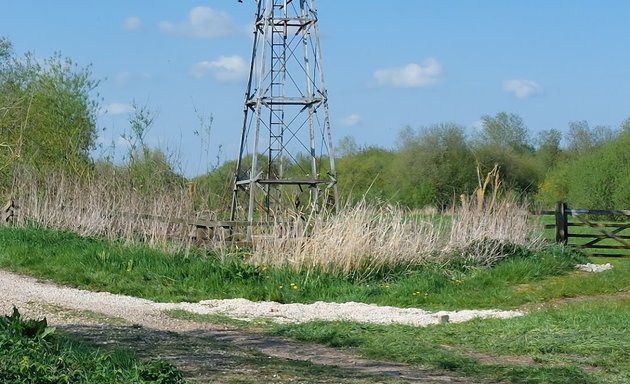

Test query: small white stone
[576,263,613,273]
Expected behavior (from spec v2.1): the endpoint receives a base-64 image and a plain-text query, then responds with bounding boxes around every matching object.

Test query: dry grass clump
[248,196,542,277]
[248,165,545,276]
[9,171,204,250]
[248,200,443,277]
[443,198,544,266]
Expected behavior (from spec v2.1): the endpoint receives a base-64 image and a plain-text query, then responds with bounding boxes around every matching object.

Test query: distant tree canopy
[392,123,477,208]
[335,137,395,203]
[190,110,629,211]
[0,36,100,189]
[4,36,629,211]
[538,127,630,209]
[476,112,532,153]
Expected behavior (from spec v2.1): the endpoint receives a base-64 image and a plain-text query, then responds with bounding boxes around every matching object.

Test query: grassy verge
[0,307,186,384]
[0,226,615,309]
[270,295,630,384]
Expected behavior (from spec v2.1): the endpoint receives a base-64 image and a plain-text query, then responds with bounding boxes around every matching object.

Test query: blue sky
[2,1,630,176]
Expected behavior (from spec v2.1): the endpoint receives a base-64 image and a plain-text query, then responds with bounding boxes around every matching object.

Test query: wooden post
[555,201,568,245]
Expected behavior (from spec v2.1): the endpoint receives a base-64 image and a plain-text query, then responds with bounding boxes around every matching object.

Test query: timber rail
[538,202,630,257]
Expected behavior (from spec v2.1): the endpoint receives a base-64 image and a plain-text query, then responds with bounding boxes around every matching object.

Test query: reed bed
[8,171,202,250]
[249,197,544,277]
[249,200,444,277]
[5,167,545,277]
[249,165,545,276]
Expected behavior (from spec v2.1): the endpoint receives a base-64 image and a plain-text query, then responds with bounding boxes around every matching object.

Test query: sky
[2,1,630,177]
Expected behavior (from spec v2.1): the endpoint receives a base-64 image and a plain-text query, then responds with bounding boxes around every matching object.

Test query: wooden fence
[540,202,630,257]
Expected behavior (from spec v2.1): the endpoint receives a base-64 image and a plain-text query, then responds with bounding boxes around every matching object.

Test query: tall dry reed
[9,170,211,251]
[247,197,543,277]
[6,166,544,277]
[248,200,444,278]
[248,165,545,277]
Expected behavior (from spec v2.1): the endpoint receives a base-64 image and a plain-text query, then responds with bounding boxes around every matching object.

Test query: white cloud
[159,6,240,38]
[192,55,247,82]
[503,79,544,99]
[123,16,141,31]
[373,58,442,88]
[340,114,360,127]
[101,102,134,116]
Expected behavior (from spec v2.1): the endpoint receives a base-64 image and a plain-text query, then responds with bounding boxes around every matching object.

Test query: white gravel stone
[575,263,613,273]
[1,269,524,327]
[156,298,524,326]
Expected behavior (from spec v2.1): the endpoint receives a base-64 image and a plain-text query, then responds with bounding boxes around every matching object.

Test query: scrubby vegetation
[0,307,186,383]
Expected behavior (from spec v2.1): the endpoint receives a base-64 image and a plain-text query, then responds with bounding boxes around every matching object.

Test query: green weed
[0,307,186,383]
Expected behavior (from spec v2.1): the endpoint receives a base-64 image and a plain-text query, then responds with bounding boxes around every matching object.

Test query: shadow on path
[59,322,484,384]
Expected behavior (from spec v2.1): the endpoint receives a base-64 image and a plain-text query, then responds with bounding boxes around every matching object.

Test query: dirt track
[1,269,495,383]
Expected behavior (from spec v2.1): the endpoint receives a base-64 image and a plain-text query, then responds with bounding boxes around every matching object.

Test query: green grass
[0,307,186,383]
[2,225,630,383]
[169,295,630,384]
[270,295,630,384]
[0,225,613,309]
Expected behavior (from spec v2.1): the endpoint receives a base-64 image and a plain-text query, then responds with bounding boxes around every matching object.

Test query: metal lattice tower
[231,0,338,231]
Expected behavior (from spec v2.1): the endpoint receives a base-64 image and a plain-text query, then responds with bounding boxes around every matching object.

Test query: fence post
[555,201,568,245]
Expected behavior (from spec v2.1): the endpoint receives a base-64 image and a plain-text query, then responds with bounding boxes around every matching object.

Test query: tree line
[2,35,629,211]
[334,114,630,210]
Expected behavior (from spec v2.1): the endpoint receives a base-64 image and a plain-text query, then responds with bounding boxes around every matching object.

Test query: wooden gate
[547,202,630,257]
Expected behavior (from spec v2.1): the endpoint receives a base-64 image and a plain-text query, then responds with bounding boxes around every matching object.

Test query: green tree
[0,37,10,68]
[0,37,100,189]
[118,103,185,194]
[476,112,532,153]
[336,145,395,203]
[535,129,562,170]
[392,123,477,208]
[336,135,360,157]
[565,120,615,156]
[538,126,629,209]
[472,112,541,195]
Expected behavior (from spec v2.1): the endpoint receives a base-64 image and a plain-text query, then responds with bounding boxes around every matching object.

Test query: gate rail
[540,202,630,257]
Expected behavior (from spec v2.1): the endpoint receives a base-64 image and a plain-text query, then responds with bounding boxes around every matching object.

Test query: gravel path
[0,269,523,327]
[1,269,512,383]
